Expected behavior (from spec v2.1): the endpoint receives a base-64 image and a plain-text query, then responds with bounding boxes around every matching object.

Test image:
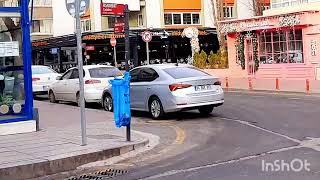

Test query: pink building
[216,10,320,80]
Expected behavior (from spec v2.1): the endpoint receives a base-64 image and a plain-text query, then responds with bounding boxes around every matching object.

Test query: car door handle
[147,87,151,90]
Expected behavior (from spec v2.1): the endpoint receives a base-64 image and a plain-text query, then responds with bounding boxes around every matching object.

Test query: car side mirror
[56,76,62,80]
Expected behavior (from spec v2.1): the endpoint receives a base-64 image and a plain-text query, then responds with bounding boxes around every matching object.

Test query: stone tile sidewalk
[0,102,149,180]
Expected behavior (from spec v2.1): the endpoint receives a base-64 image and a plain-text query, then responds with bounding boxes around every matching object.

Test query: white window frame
[164,12,201,26]
[30,0,52,7]
[223,6,234,19]
[31,18,53,34]
[81,19,91,32]
[271,0,308,8]
[138,14,144,27]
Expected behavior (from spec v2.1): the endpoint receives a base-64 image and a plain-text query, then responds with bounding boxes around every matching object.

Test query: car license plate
[195,85,213,91]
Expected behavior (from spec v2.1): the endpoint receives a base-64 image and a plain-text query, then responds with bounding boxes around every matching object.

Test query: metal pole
[114,46,117,67]
[75,0,87,146]
[124,5,131,142]
[146,42,150,65]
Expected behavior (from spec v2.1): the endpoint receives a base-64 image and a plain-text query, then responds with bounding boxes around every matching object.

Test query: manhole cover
[67,169,128,180]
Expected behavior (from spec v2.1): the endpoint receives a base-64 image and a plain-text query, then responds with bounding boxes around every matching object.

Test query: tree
[211,0,226,50]
[253,0,265,16]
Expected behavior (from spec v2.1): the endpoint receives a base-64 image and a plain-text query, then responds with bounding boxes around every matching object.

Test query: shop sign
[86,46,95,51]
[0,41,19,57]
[221,21,270,33]
[82,34,125,41]
[101,3,125,16]
[278,15,300,27]
[32,41,49,47]
[170,30,207,36]
[239,21,269,31]
[51,48,58,54]
[114,22,125,33]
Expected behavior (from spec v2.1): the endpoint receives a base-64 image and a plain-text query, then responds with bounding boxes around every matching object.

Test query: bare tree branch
[211,0,226,50]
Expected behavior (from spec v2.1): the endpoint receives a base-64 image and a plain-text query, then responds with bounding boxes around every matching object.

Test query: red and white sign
[110,38,117,47]
[101,3,125,16]
[85,46,95,51]
[114,22,125,33]
[141,31,152,43]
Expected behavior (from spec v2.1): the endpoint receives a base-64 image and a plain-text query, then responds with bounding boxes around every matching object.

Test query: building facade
[216,0,320,80]
[30,0,54,40]
[31,0,222,72]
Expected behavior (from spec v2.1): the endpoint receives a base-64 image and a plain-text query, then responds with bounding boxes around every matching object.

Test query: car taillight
[32,77,40,82]
[85,79,101,84]
[214,81,221,86]
[169,84,192,91]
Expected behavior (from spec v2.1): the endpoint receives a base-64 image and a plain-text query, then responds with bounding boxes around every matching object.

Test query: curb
[224,88,320,97]
[0,140,149,180]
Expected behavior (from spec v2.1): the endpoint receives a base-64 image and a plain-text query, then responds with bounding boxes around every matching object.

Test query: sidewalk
[215,77,320,94]
[0,101,149,180]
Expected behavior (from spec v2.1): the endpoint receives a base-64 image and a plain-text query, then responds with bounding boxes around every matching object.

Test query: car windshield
[89,67,122,78]
[32,66,57,75]
[163,67,210,79]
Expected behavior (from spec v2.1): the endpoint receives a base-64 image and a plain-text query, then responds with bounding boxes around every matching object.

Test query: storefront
[220,10,320,80]
[32,28,219,71]
[82,28,218,68]
[0,0,34,135]
[32,35,78,73]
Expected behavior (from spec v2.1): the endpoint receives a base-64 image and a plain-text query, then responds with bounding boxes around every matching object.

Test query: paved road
[36,92,320,180]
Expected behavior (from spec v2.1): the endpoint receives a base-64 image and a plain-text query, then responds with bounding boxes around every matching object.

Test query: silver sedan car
[102,64,224,119]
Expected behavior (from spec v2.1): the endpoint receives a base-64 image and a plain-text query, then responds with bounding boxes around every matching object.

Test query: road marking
[146,120,186,145]
[139,144,307,180]
[220,117,301,143]
[288,97,302,100]
[172,125,186,145]
[139,118,320,179]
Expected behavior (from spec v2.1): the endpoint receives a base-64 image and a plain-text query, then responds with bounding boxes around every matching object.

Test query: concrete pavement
[0,101,149,180]
[98,91,320,180]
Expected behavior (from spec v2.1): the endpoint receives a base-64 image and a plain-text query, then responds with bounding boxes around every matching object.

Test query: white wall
[92,0,102,32]
[237,0,254,19]
[52,0,75,36]
[203,0,215,28]
[145,0,162,28]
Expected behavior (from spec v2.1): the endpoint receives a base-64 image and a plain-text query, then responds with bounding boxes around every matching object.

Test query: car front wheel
[149,97,164,119]
[103,94,113,112]
[198,105,214,116]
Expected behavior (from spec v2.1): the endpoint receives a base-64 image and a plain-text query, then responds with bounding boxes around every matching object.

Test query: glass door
[0,11,26,119]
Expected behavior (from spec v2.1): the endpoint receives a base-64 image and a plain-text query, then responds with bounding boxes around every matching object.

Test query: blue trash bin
[110,72,131,128]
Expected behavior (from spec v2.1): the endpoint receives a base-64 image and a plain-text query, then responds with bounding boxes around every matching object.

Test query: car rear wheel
[103,94,113,112]
[149,97,164,119]
[49,91,57,103]
[198,105,214,116]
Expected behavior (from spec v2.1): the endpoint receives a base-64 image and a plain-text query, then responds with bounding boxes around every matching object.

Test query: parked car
[48,65,122,105]
[102,64,224,119]
[32,65,60,95]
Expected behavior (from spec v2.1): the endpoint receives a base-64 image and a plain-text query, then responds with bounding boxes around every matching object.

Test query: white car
[48,65,122,105]
[32,65,60,95]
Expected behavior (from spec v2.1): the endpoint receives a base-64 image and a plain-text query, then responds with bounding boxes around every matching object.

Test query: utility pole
[124,4,131,141]
[75,0,87,146]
